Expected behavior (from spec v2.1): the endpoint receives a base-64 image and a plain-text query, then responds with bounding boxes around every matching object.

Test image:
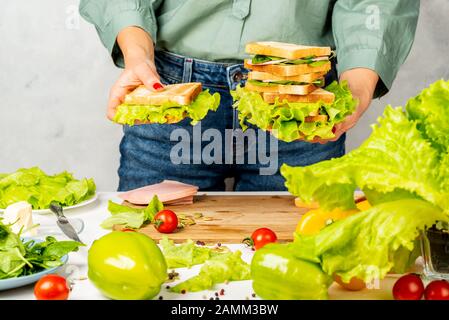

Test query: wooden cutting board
[116,195,306,244]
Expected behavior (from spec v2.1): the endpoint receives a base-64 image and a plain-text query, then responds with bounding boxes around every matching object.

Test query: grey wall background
[1,1,448,191]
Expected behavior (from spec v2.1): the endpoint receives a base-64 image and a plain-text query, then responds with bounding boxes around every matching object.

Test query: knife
[49,202,84,244]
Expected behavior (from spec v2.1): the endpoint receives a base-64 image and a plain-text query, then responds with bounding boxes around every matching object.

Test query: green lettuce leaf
[292,199,448,283]
[406,79,449,152]
[281,106,449,211]
[107,200,143,215]
[113,90,220,126]
[307,60,329,67]
[251,55,285,64]
[170,251,250,293]
[251,54,329,66]
[144,195,163,221]
[159,237,229,269]
[100,212,145,229]
[101,196,163,229]
[232,81,356,142]
[0,224,81,279]
[0,168,96,210]
[247,79,324,87]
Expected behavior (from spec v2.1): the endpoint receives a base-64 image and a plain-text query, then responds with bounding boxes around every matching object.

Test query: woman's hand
[311,68,379,144]
[107,27,164,121]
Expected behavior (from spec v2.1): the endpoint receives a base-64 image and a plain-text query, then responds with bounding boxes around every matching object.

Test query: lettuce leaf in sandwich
[114,90,220,126]
[232,81,356,142]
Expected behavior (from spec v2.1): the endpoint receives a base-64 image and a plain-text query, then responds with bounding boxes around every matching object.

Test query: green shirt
[80,0,419,95]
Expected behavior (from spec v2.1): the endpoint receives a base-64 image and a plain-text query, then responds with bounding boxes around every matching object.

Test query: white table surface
[0,192,401,300]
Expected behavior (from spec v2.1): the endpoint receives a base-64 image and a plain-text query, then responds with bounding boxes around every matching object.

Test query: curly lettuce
[170,251,250,293]
[292,199,448,283]
[159,237,230,269]
[278,79,449,295]
[406,80,449,152]
[100,196,163,229]
[0,167,96,210]
[113,90,220,126]
[281,105,449,211]
[232,81,357,142]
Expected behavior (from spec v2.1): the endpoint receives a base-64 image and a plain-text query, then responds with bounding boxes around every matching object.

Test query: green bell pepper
[251,243,332,300]
[88,231,167,300]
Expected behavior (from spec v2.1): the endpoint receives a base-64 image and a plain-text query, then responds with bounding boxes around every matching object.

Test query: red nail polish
[332,126,337,134]
[153,83,163,90]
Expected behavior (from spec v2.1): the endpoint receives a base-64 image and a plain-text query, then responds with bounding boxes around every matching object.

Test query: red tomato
[34,274,70,300]
[249,228,277,250]
[392,274,424,300]
[424,280,449,300]
[153,210,178,234]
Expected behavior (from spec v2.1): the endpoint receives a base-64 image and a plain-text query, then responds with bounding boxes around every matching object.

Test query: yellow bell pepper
[296,198,372,235]
[296,207,359,235]
[356,200,371,211]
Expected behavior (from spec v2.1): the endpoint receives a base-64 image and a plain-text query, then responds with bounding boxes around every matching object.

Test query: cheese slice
[3,201,37,236]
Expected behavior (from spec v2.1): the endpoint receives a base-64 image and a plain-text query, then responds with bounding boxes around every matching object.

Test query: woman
[80,0,419,191]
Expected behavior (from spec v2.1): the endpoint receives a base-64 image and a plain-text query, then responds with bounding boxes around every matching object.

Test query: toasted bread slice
[245,81,317,95]
[246,41,331,60]
[124,82,202,106]
[263,88,335,104]
[248,71,326,83]
[245,59,331,77]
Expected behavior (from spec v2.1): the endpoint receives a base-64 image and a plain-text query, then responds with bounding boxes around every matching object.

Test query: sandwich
[232,41,357,142]
[113,82,220,126]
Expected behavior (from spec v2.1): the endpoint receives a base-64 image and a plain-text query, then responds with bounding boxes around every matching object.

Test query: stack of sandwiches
[233,41,356,142]
[244,41,332,100]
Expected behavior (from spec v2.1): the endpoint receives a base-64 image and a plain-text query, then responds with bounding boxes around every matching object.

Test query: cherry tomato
[245,228,277,250]
[153,210,178,233]
[34,274,70,300]
[392,273,424,300]
[424,280,449,300]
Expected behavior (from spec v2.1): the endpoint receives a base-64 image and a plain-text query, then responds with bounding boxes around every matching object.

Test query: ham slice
[163,195,196,205]
[119,180,198,205]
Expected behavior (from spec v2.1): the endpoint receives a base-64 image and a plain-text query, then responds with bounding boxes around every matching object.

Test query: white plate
[0,193,98,215]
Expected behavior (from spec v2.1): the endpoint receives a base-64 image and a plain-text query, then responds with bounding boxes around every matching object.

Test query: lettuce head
[293,199,448,283]
[282,79,449,285]
[281,105,449,211]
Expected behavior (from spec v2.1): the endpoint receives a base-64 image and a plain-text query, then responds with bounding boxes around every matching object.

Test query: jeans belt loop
[182,57,194,83]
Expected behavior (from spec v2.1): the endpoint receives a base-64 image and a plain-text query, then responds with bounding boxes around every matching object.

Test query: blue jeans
[118,50,345,191]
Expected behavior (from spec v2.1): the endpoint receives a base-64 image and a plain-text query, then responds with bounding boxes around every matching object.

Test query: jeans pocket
[160,73,181,85]
[155,56,183,84]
